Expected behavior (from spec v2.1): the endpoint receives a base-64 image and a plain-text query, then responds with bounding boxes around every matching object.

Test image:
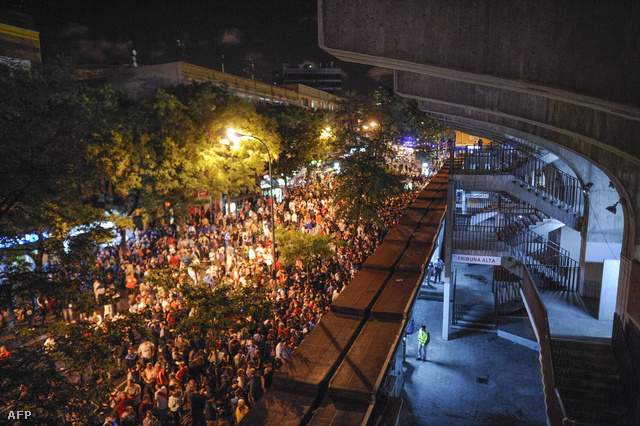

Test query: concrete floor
[400,262,615,425]
[401,297,547,426]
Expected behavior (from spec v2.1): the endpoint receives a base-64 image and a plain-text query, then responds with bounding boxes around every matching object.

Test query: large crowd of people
[2,154,439,425]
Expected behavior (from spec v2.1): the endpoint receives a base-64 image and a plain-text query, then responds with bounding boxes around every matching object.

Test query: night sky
[5,0,392,93]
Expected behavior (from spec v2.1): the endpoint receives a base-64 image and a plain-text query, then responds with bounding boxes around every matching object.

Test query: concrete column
[460,190,467,214]
[444,179,456,279]
[443,281,451,341]
[599,260,620,321]
[560,227,581,260]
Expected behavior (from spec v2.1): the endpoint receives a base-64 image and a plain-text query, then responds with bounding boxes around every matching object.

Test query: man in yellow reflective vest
[418,325,429,361]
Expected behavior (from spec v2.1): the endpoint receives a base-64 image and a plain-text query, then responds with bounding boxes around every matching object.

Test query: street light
[227,129,277,276]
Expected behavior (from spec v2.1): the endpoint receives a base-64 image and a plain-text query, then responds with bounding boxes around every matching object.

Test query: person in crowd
[120,406,137,426]
[0,345,10,359]
[168,385,183,425]
[190,387,207,426]
[138,394,154,421]
[124,379,142,411]
[235,399,250,424]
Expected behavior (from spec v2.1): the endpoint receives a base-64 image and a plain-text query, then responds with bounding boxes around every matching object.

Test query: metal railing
[452,224,509,252]
[451,269,458,325]
[456,199,549,229]
[454,221,579,292]
[454,145,584,214]
[520,266,569,426]
[507,227,579,292]
[492,266,523,313]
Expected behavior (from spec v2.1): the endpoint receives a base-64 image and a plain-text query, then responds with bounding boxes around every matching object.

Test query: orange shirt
[126,275,137,289]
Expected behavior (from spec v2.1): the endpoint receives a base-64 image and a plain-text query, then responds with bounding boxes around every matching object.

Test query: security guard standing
[418,325,429,361]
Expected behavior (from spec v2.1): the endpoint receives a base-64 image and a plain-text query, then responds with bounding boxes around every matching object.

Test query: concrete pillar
[599,260,620,321]
[444,179,456,279]
[443,281,451,341]
[460,190,467,214]
[559,227,581,261]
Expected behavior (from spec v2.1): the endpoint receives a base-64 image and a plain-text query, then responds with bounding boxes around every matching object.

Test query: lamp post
[227,129,277,276]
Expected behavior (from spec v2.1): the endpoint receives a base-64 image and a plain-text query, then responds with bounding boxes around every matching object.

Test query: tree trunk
[119,228,127,258]
[35,231,45,272]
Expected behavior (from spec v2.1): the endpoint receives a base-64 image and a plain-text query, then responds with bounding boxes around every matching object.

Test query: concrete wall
[320,0,640,108]
[318,0,640,327]
[600,260,620,320]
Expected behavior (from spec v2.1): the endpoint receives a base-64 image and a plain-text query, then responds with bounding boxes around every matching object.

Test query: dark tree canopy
[260,104,332,183]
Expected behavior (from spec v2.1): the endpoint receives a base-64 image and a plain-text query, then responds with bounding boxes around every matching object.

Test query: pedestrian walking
[417,325,429,361]
[427,262,435,284]
[435,258,444,283]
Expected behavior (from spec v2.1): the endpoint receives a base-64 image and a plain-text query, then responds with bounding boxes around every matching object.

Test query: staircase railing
[492,266,524,313]
[507,227,579,292]
[454,220,579,292]
[452,269,458,325]
[455,192,499,216]
[453,224,509,252]
[455,145,584,214]
[520,266,569,426]
[457,197,553,236]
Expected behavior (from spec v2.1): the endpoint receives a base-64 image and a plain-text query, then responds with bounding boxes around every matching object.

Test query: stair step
[556,386,624,404]
[455,311,495,320]
[554,366,621,382]
[455,305,495,314]
[418,290,443,302]
[562,397,629,414]
[551,338,612,351]
[552,357,620,373]
[562,398,630,426]
[451,324,497,333]
[555,375,622,391]
[551,346,615,363]
[455,317,496,325]
[454,311,495,320]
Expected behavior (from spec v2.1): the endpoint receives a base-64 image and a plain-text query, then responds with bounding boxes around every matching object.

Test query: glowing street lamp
[321,126,332,139]
[227,129,277,275]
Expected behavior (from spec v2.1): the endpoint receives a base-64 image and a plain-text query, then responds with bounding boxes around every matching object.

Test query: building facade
[273,64,342,94]
[0,10,40,66]
[101,61,339,111]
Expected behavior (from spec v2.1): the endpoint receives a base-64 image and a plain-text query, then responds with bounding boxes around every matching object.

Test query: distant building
[455,131,496,149]
[273,64,342,94]
[90,61,339,110]
[0,10,41,66]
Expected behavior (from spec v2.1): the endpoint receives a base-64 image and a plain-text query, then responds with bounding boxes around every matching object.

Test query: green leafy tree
[0,61,149,424]
[275,227,338,275]
[0,60,132,310]
[260,104,332,185]
[0,343,104,425]
[95,82,227,229]
[0,312,148,425]
[202,97,282,207]
[330,92,405,230]
[370,87,451,163]
[146,266,273,345]
[0,60,115,270]
[330,89,450,229]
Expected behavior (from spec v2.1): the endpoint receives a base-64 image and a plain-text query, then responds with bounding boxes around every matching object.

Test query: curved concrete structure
[319,0,640,331]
